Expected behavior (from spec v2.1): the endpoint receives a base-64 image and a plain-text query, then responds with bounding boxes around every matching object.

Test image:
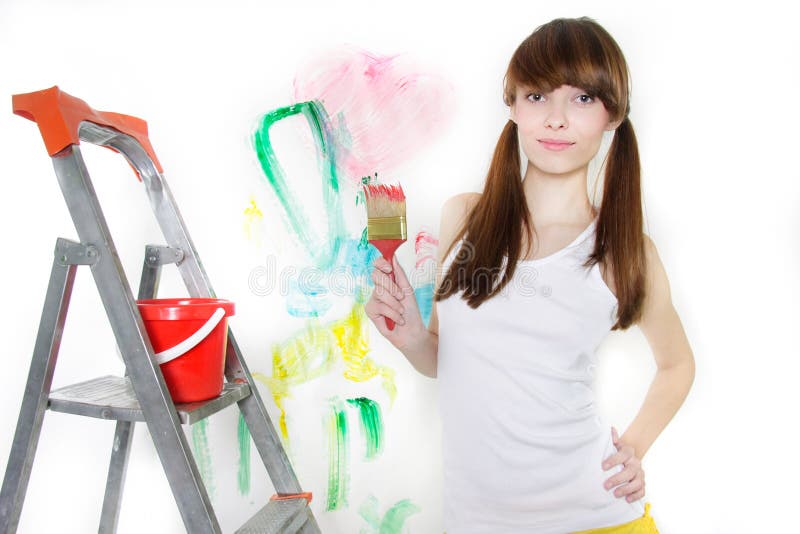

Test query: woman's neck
[521,164,596,227]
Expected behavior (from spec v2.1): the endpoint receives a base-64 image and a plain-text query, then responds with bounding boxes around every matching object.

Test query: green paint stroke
[250,301,398,452]
[253,100,345,271]
[358,494,382,531]
[237,412,251,496]
[191,419,215,499]
[358,494,422,534]
[380,499,422,534]
[325,397,349,511]
[346,397,384,460]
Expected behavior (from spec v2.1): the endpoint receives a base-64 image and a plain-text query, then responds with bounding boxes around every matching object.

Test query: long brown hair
[434,17,645,330]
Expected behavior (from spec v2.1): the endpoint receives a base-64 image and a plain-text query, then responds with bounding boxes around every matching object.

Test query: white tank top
[436,216,646,533]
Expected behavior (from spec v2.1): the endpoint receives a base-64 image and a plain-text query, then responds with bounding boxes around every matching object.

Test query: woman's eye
[577,94,594,104]
[527,93,544,102]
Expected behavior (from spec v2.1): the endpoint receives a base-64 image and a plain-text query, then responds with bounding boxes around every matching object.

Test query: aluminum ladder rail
[0,86,321,534]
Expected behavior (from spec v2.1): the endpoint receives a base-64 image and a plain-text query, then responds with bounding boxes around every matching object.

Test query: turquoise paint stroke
[284,235,381,317]
[349,230,383,280]
[380,499,422,534]
[358,494,422,534]
[414,282,434,328]
[359,494,382,533]
[286,277,332,318]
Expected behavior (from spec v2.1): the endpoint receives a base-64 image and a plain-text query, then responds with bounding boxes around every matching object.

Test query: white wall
[0,1,797,533]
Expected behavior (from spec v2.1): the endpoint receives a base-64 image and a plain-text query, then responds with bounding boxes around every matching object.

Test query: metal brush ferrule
[367,216,407,240]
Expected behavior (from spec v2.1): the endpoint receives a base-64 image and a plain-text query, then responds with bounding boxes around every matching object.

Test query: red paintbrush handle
[370,238,405,331]
[386,266,397,331]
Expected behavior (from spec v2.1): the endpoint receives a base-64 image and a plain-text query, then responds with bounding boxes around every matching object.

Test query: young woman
[365,16,695,534]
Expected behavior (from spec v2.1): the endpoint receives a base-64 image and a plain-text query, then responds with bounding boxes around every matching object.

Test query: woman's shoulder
[437,192,480,262]
[442,192,481,229]
[429,192,482,334]
[440,192,480,237]
[443,191,481,212]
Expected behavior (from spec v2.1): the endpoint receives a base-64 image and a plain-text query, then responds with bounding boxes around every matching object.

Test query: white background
[0,1,797,533]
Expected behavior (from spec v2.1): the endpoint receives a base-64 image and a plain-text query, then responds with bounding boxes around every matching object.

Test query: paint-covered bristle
[363,183,406,218]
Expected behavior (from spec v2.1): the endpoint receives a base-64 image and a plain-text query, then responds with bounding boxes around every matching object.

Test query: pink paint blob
[414,229,439,268]
[293,44,455,186]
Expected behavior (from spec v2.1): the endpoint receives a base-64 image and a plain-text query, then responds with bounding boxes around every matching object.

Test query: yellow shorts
[442,502,660,533]
[570,502,659,534]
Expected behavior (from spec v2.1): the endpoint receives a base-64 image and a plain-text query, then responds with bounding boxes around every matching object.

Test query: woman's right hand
[365,254,426,351]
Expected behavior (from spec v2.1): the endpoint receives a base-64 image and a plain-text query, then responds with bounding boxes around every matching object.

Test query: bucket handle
[153,307,227,365]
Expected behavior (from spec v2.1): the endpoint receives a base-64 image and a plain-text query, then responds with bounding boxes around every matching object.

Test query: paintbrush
[363,183,407,330]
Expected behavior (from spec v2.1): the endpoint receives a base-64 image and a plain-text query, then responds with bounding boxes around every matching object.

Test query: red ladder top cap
[12,86,163,178]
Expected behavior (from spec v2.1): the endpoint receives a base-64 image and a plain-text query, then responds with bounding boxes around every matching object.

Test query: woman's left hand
[601,426,646,503]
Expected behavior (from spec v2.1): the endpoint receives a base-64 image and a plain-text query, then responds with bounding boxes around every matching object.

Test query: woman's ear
[509,103,517,124]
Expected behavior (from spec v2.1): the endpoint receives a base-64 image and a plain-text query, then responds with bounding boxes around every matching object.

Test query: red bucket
[136,298,235,403]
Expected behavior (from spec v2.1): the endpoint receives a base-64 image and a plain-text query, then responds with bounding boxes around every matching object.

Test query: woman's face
[510,83,620,177]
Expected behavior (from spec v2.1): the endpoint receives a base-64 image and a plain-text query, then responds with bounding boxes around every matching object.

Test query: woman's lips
[538,139,574,151]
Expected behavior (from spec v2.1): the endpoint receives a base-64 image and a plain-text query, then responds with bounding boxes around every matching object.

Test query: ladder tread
[235,498,311,534]
[47,375,250,424]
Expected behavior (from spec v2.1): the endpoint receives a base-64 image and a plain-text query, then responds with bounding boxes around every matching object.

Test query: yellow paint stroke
[332,301,397,406]
[243,197,264,244]
[252,300,397,444]
[252,324,338,443]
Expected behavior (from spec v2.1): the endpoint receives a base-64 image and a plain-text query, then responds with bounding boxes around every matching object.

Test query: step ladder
[0,86,322,534]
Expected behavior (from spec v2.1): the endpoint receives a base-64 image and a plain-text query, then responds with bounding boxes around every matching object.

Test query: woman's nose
[544,103,568,129]
[545,110,567,129]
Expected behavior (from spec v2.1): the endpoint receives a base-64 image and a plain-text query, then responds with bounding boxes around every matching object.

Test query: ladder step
[48,375,250,424]
[235,497,312,534]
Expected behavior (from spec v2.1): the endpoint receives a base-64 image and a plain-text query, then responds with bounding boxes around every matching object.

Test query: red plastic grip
[12,86,163,179]
[270,492,313,504]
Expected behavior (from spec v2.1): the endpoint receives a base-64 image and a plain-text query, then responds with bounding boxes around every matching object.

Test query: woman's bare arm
[617,235,696,459]
[398,192,479,378]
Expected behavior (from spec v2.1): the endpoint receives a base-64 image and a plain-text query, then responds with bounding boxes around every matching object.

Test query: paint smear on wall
[284,234,381,318]
[414,283,435,328]
[253,99,383,320]
[251,299,397,448]
[251,331,335,458]
[346,397,384,460]
[245,44,455,521]
[252,46,455,320]
[191,419,215,499]
[237,412,251,496]
[243,196,264,247]
[293,43,456,186]
[358,494,422,534]
[333,300,397,405]
[254,100,344,274]
[414,230,439,268]
[286,277,332,318]
[324,396,349,511]
[412,229,439,327]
